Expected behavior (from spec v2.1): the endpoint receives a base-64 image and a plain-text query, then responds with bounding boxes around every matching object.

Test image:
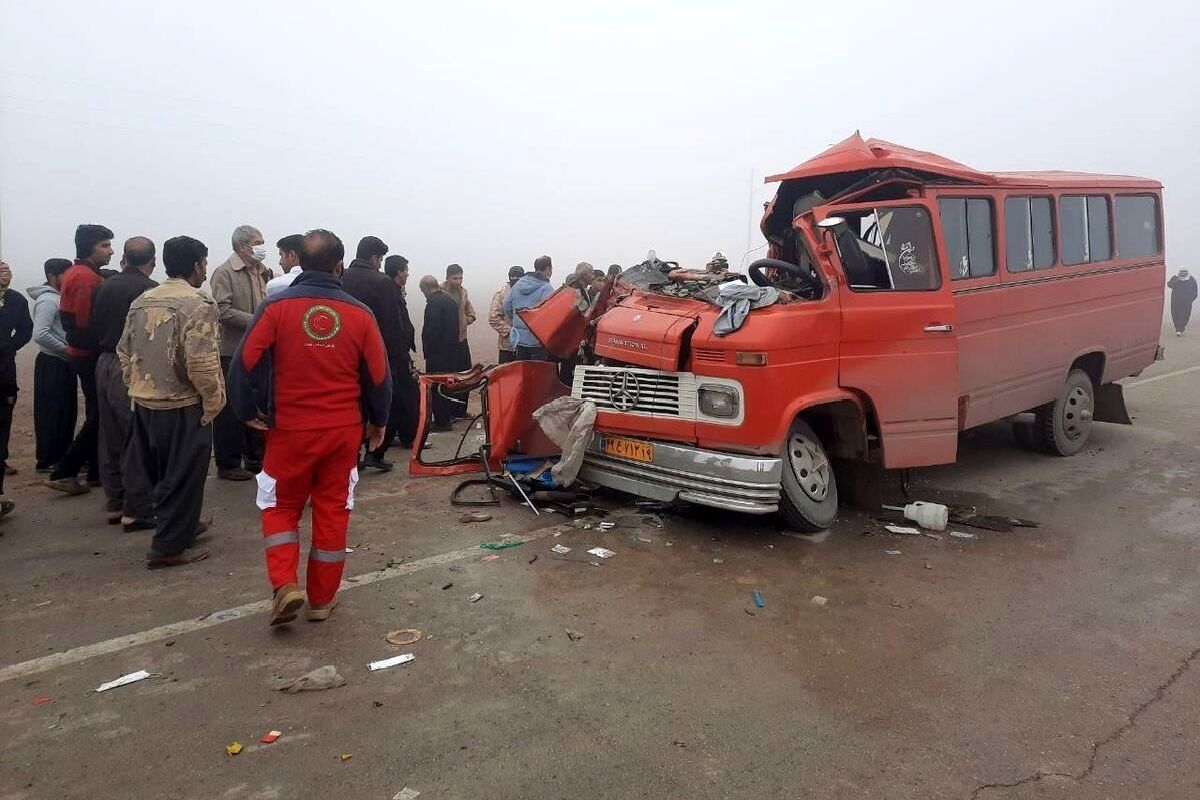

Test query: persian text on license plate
[602,437,654,463]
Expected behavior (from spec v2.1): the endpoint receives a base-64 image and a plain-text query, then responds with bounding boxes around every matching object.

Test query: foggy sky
[2,0,1197,306]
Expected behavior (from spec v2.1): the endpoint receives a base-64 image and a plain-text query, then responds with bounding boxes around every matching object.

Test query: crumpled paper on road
[274,664,346,693]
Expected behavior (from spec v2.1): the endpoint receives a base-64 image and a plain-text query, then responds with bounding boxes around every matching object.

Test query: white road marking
[1125,364,1200,389]
[0,523,568,684]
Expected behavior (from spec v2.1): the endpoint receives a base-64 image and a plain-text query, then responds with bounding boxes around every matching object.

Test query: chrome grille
[573,366,698,418]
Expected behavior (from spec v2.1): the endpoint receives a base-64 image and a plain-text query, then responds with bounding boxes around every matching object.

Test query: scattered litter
[713,558,724,564]
[393,789,421,800]
[565,628,585,641]
[441,582,454,590]
[891,600,911,609]
[480,540,524,551]
[752,589,765,608]
[884,524,921,536]
[922,532,943,540]
[340,753,353,762]
[924,562,933,569]
[226,742,243,756]
[884,550,902,556]
[883,501,949,531]
[597,522,616,531]
[96,670,151,693]
[276,665,346,693]
[344,547,354,553]
[640,514,665,529]
[949,505,1039,532]
[744,609,756,616]
[810,595,828,607]
[260,730,282,744]
[482,554,501,562]
[385,629,422,646]
[32,695,52,705]
[528,554,538,564]
[35,600,52,607]
[468,593,484,603]
[637,536,653,544]
[587,547,615,559]
[368,653,415,672]
[459,512,492,524]
[950,531,978,539]
[665,541,674,547]
[551,544,571,554]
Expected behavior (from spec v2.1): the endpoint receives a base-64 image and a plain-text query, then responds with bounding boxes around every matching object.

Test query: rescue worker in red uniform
[227,229,392,626]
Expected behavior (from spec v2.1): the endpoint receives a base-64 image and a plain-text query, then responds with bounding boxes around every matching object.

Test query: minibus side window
[1115,195,1161,258]
[835,207,941,291]
[939,198,995,280]
[1006,196,1056,272]
[1061,195,1112,265]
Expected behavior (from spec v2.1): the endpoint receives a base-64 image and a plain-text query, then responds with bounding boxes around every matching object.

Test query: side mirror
[816,216,846,230]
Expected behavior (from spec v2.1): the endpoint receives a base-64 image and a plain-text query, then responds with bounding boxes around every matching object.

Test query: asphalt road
[1,320,1197,800]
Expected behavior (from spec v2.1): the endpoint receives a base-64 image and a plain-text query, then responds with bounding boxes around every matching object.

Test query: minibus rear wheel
[1035,369,1095,456]
[779,419,838,531]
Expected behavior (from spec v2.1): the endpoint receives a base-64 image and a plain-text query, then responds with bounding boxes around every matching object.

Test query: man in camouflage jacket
[118,235,225,569]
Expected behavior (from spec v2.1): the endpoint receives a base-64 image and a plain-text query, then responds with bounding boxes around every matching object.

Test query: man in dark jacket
[46,223,114,495]
[419,275,461,431]
[0,261,33,514]
[1168,268,1198,336]
[227,229,391,625]
[340,236,403,470]
[384,255,419,448]
[91,237,158,528]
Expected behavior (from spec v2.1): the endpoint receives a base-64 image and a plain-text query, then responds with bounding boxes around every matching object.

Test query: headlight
[698,385,739,418]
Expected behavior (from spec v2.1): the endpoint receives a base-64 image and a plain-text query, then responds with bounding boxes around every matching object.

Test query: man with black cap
[341,236,404,471]
[489,266,524,364]
[45,223,114,496]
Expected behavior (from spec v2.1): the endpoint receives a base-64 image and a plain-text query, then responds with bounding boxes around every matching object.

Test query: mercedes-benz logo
[608,370,641,411]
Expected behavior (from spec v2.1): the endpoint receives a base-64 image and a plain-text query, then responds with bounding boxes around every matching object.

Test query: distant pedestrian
[419,275,462,431]
[504,255,555,361]
[119,236,225,569]
[441,264,476,372]
[27,258,77,473]
[265,234,304,297]
[91,237,158,528]
[341,236,403,472]
[489,266,524,364]
[384,255,420,448]
[227,229,391,626]
[0,262,32,514]
[1168,268,1198,336]
[210,224,270,480]
[45,223,114,496]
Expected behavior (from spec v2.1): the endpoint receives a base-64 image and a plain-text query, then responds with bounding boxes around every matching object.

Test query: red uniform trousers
[256,423,361,606]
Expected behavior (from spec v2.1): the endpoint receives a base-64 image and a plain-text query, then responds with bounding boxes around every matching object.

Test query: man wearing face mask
[0,261,32,515]
[210,224,271,481]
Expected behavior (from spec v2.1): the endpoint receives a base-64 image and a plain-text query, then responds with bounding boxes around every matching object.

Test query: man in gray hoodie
[28,258,77,473]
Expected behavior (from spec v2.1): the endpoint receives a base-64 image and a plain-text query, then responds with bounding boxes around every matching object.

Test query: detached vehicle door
[821,200,960,468]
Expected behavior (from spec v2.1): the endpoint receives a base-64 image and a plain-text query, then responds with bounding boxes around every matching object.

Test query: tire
[779,419,839,532]
[1034,368,1095,456]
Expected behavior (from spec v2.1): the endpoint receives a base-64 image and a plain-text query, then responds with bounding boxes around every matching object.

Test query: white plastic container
[903,501,949,531]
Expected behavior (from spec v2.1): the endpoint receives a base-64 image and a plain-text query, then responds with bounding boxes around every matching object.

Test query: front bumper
[579,435,782,514]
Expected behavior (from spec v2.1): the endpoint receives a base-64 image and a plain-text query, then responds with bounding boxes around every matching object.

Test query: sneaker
[44,477,90,496]
[270,583,306,626]
[146,546,210,569]
[306,595,339,622]
[361,454,394,472]
[217,467,254,481]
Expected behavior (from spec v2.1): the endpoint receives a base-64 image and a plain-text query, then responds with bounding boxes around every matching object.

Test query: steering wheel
[747,258,821,297]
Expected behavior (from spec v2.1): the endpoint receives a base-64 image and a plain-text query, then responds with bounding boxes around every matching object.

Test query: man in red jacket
[227,229,392,626]
[45,224,114,495]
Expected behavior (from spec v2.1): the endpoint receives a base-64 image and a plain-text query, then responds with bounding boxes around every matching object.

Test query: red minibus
[565,134,1165,530]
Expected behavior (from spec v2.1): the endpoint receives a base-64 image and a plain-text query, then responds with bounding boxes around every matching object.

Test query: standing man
[489,266,524,364]
[118,236,224,568]
[210,224,271,480]
[0,262,32,513]
[1168,268,1198,336]
[442,264,476,372]
[92,237,158,528]
[27,258,77,473]
[341,236,402,471]
[504,255,555,361]
[227,229,391,626]
[419,275,462,431]
[45,224,114,495]
[266,234,304,297]
[384,255,419,449]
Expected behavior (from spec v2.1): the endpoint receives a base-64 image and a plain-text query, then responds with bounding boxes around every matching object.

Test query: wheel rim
[1061,384,1094,441]
[789,432,830,501]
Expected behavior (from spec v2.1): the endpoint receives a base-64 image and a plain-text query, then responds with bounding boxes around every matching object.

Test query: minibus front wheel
[779,419,839,531]
[1035,369,1096,456]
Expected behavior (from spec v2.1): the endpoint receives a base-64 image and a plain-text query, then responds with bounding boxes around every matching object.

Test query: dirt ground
[1,319,1197,800]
